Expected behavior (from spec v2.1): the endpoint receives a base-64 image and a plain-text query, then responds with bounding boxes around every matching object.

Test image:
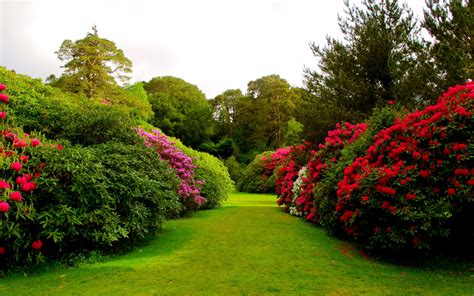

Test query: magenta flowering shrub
[0,83,48,265]
[335,83,473,250]
[137,128,205,210]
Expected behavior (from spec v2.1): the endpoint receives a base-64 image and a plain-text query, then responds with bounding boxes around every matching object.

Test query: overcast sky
[0,0,425,98]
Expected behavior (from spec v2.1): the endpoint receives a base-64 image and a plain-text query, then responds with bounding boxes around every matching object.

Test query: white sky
[0,0,426,98]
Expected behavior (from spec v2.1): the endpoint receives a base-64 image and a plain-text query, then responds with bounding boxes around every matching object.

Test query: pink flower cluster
[137,128,205,208]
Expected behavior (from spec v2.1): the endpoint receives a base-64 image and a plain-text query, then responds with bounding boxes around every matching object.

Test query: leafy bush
[3,141,181,268]
[0,66,136,145]
[224,156,245,184]
[335,83,473,250]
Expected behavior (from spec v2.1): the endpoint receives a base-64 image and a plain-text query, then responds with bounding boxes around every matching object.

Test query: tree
[234,75,299,154]
[302,0,426,142]
[210,89,244,138]
[55,26,132,98]
[423,0,473,92]
[144,76,214,148]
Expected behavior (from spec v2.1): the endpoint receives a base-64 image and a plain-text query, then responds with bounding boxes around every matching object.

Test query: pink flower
[0,201,10,213]
[0,112,6,119]
[30,139,41,147]
[10,162,22,172]
[32,240,43,250]
[387,100,395,105]
[10,191,22,202]
[0,93,8,103]
[0,84,6,91]
[19,155,29,163]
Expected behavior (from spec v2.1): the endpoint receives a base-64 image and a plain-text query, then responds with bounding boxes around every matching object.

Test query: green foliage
[423,0,473,93]
[199,138,234,159]
[301,0,426,143]
[32,142,181,255]
[172,137,234,209]
[223,156,245,184]
[0,66,136,146]
[210,89,243,138]
[284,117,304,146]
[238,152,276,193]
[144,76,214,148]
[54,26,132,98]
[234,75,300,152]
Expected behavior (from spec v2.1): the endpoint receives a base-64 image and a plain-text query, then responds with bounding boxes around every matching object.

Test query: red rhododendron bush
[276,123,368,222]
[238,147,292,193]
[335,83,473,250]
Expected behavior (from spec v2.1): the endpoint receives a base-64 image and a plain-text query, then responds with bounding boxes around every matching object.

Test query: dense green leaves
[54,26,132,98]
[144,76,214,148]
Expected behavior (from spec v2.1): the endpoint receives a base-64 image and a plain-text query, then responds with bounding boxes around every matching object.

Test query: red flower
[10,162,22,172]
[467,179,474,186]
[405,193,416,200]
[0,112,6,119]
[340,210,354,222]
[0,93,9,103]
[419,170,431,178]
[32,240,43,250]
[16,176,27,185]
[0,246,5,255]
[387,100,395,105]
[361,196,369,203]
[454,168,469,176]
[21,182,37,192]
[13,140,27,149]
[0,83,6,91]
[30,139,41,147]
[19,155,29,163]
[447,188,456,196]
[0,201,10,213]
[0,180,11,189]
[10,191,22,202]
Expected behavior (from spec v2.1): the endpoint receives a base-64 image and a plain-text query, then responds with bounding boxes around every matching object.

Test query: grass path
[0,193,472,295]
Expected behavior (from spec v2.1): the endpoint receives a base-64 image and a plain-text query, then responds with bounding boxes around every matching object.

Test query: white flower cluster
[288,166,308,217]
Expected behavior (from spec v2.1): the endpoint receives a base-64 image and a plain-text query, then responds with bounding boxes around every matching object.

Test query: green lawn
[0,193,472,295]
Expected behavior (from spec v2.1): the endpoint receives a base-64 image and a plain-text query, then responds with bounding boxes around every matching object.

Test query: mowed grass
[0,192,472,295]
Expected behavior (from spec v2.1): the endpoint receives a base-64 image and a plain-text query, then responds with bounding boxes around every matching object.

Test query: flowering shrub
[335,83,473,250]
[137,129,205,210]
[277,123,368,222]
[275,143,314,207]
[239,147,294,193]
[174,138,234,209]
[0,83,48,266]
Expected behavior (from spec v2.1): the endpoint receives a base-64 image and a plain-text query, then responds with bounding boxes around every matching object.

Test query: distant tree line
[47,0,472,164]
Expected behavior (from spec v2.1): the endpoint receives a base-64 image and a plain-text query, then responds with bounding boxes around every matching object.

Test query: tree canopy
[55,26,132,98]
[144,76,214,148]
